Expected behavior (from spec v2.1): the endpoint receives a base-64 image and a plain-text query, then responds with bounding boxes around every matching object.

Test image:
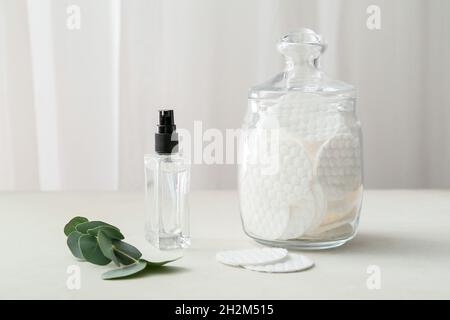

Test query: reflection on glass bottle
[145,110,190,250]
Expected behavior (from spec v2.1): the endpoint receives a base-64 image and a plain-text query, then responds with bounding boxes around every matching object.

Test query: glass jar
[238,29,363,249]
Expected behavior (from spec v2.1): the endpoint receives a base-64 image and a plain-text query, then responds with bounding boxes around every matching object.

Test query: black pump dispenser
[155,109,178,154]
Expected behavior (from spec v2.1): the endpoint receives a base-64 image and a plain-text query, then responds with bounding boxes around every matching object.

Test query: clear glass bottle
[238,29,363,249]
[145,110,191,250]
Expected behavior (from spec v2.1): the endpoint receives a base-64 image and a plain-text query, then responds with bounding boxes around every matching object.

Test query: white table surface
[0,190,449,299]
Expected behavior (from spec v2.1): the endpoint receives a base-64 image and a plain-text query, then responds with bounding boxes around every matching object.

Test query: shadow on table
[324,231,446,257]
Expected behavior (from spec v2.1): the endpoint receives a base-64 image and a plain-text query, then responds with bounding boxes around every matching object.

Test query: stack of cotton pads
[240,136,323,240]
[240,93,362,240]
[216,248,314,273]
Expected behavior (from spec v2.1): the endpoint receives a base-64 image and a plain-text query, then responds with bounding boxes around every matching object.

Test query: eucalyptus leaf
[76,221,118,234]
[97,231,121,266]
[113,240,142,265]
[64,216,88,236]
[142,257,182,268]
[88,225,124,240]
[101,260,147,280]
[64,215,182,280]
[78,234,111,266]
[67,231,84,259]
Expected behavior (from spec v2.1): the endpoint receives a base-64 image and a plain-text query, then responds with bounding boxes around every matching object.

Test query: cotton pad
[306,208,357,236]
[279,182,325,239]
[315,133,362,200]
[277,93,351,142]
[216,248,288,267]
[243,253,314,273]
[321,186,362,225]
[307,221,355,239]
[278,192,316,240]
[240,136,314,240]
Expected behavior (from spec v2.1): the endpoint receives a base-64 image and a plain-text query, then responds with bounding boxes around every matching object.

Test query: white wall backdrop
[0,0,449,191]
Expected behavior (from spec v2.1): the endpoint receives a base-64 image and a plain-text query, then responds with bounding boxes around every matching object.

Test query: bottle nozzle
[158,110,176,132]
[155,109,178,154]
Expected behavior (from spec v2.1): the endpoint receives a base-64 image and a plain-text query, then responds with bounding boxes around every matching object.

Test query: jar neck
[279,43,324,86]
[284,54,322,80]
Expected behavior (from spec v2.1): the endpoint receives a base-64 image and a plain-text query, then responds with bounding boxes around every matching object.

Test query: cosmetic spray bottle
[145,110,191,250]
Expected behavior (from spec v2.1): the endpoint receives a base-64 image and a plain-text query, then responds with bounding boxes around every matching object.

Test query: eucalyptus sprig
[64,216,178,280]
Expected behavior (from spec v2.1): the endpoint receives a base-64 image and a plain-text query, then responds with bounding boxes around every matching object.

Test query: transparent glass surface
[145,153,191,250]
[238,29,363,249]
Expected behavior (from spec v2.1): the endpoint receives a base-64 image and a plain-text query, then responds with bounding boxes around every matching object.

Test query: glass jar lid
[249,28,354,99]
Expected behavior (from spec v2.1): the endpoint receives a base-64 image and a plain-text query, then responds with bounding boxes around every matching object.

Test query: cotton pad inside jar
[240,135,317,240]
[315,133,362,201]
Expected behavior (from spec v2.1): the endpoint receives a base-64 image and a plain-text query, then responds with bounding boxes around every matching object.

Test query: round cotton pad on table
[216,248,288,267]
[243,253,314,273]
[315,133,362,200]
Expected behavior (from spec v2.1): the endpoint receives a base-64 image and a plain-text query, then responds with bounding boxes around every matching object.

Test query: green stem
[112,246,139,264]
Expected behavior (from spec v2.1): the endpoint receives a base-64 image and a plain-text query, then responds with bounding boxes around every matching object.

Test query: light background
[0,0,449,191]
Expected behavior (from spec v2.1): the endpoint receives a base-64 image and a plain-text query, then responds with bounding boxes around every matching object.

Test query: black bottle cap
[155,109,178,154]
